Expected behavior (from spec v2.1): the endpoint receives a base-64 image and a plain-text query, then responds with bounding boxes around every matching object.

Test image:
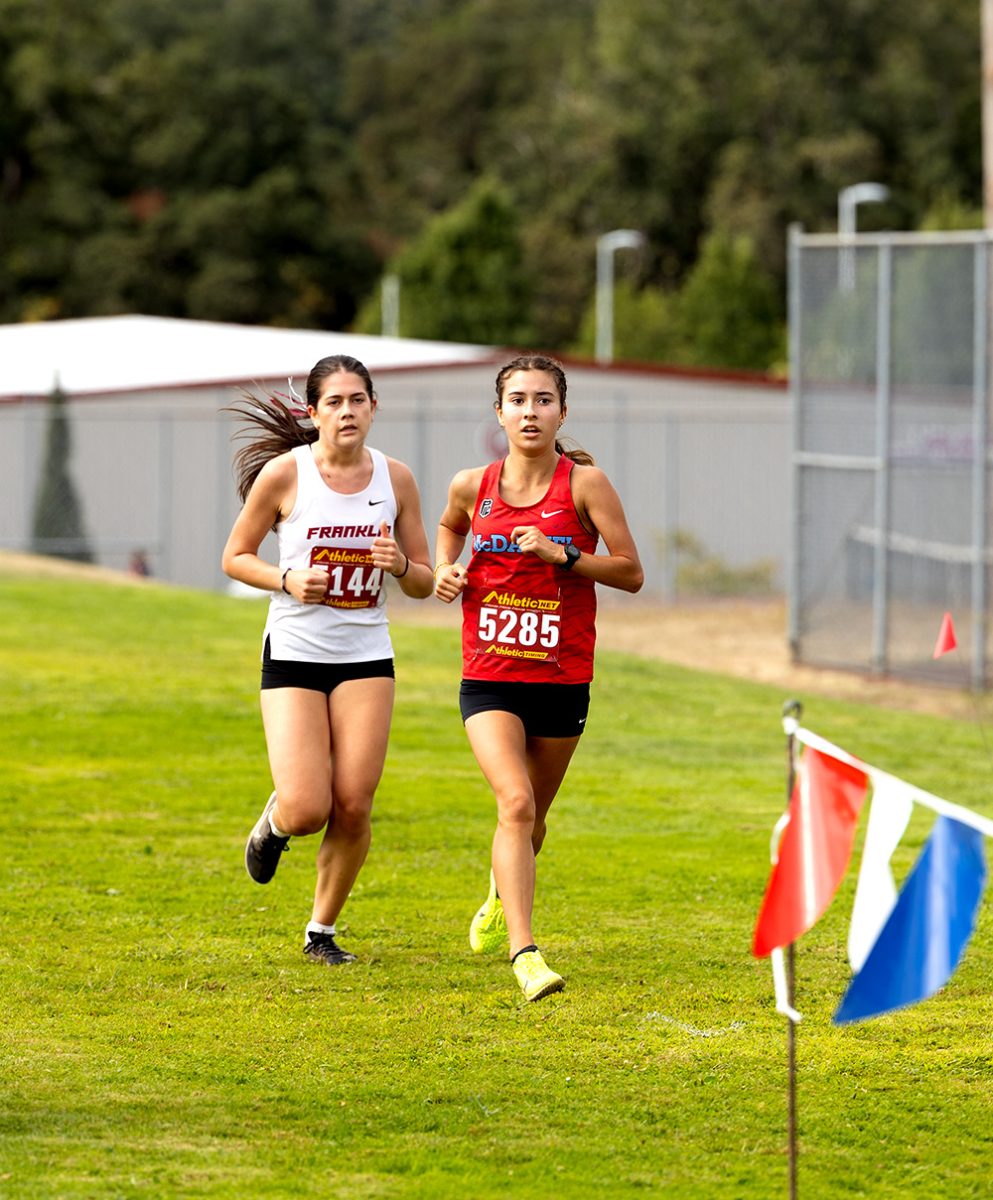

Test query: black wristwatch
[559,543,581,570]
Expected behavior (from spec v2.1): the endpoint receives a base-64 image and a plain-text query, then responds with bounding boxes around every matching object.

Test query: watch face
[563,543,580,568]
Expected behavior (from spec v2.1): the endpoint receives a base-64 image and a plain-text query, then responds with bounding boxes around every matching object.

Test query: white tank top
[262,444,397,663]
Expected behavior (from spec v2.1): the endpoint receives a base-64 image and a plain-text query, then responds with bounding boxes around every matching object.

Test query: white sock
[269,813,288,839]
[306,920,336,939]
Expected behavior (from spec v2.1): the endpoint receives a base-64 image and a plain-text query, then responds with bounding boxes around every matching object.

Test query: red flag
[753,747,869,958]
[932,612,957,659]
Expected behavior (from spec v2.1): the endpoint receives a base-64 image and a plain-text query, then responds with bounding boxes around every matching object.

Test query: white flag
[847,774,914,971]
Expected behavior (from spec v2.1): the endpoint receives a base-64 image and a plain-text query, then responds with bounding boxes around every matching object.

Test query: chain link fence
[788,227,991,687]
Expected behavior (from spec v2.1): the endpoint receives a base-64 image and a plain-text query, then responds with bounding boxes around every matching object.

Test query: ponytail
[554,438,595,466]
[225,392,316,503]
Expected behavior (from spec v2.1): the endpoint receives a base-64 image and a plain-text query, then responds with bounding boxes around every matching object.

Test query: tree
[31,382,94,563]
[355,178,535,345]
[571,234,782,371]
[572,280,682,365]
[676,231,784,371]
[0,0,375,328]
[0,0,984,356]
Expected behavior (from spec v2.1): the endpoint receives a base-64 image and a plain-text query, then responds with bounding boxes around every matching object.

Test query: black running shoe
[244,792,289,884]
[304,932,357,966]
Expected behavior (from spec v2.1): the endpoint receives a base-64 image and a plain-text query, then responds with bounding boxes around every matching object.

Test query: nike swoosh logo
[540,509,564,519]
[368,499,385,506]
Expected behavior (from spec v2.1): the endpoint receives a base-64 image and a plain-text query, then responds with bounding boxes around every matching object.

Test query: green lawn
[2,573,992,1198]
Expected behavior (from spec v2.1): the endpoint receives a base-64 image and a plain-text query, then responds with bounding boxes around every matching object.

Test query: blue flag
[834,815,986,1025]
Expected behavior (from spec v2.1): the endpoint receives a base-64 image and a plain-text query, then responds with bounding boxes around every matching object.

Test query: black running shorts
[459,679,591,738]
[261,637,394,696]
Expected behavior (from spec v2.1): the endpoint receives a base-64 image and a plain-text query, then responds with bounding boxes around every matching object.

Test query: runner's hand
[434,563,467,603]
[511,525,565,564]
[371,520,405,576]
[285,567,332,604]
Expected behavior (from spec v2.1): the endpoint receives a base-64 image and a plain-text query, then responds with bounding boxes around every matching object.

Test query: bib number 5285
[477,606,560,649]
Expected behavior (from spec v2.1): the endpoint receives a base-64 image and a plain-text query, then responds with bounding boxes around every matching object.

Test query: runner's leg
[527,735,582,856]
[465,711,553,956]
[260,688,335,836]
[311,676,395,926]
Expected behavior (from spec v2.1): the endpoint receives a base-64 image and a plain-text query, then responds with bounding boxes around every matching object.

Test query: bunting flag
[846,776,914,972]
[753,747,869,958]
[834,815,987,1024]
[932,612,957,659]
[757,721,993,1026]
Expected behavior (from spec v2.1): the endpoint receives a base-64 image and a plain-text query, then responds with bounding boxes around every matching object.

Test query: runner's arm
[434,468,482,602]
[221,456,333,603]
[380,459,434,598]
[568,467,644,593]
[222,457,290,592]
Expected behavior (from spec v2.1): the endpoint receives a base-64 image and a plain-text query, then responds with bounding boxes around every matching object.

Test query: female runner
[222,354,433,966]
[434,354,643,1000]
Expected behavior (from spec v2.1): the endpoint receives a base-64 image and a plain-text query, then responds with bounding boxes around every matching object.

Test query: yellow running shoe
[512,948,565,1002]
[468,872,507,954]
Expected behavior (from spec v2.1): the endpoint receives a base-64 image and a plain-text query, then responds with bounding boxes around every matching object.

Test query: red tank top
[461,455,599,684]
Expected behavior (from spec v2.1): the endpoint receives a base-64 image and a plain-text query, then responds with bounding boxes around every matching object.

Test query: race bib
[473,587,562,664]
[310,547,383,609]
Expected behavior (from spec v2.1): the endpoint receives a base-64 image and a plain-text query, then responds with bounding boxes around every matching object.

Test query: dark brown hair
[226,355,377,501]
[494,354,594,466]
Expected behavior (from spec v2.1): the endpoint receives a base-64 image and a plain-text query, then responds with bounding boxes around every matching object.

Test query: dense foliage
[0,0,982,368]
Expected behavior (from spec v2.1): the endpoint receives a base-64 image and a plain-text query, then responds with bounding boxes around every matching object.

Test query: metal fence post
[414,391,428,505]
[662,417,680,602]
[972,239,991,690]
[787,223,803,660]
[158,415,173,580]
[871,244,893,674]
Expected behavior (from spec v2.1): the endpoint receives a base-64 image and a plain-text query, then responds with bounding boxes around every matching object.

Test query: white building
[0,315,789,596]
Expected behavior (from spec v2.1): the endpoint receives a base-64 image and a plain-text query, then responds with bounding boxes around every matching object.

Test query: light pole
[838,183,890,290]
[595,229,644,364]
[381,274,400,338]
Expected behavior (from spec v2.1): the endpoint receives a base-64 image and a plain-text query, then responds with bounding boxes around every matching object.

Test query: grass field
[2,571,993,1198]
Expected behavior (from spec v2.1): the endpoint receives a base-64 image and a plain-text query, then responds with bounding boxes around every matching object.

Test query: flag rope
[787,722,993,839]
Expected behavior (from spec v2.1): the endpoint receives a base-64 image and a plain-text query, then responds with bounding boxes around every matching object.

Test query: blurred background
[1,0,990,684]
[2,0,977,356]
